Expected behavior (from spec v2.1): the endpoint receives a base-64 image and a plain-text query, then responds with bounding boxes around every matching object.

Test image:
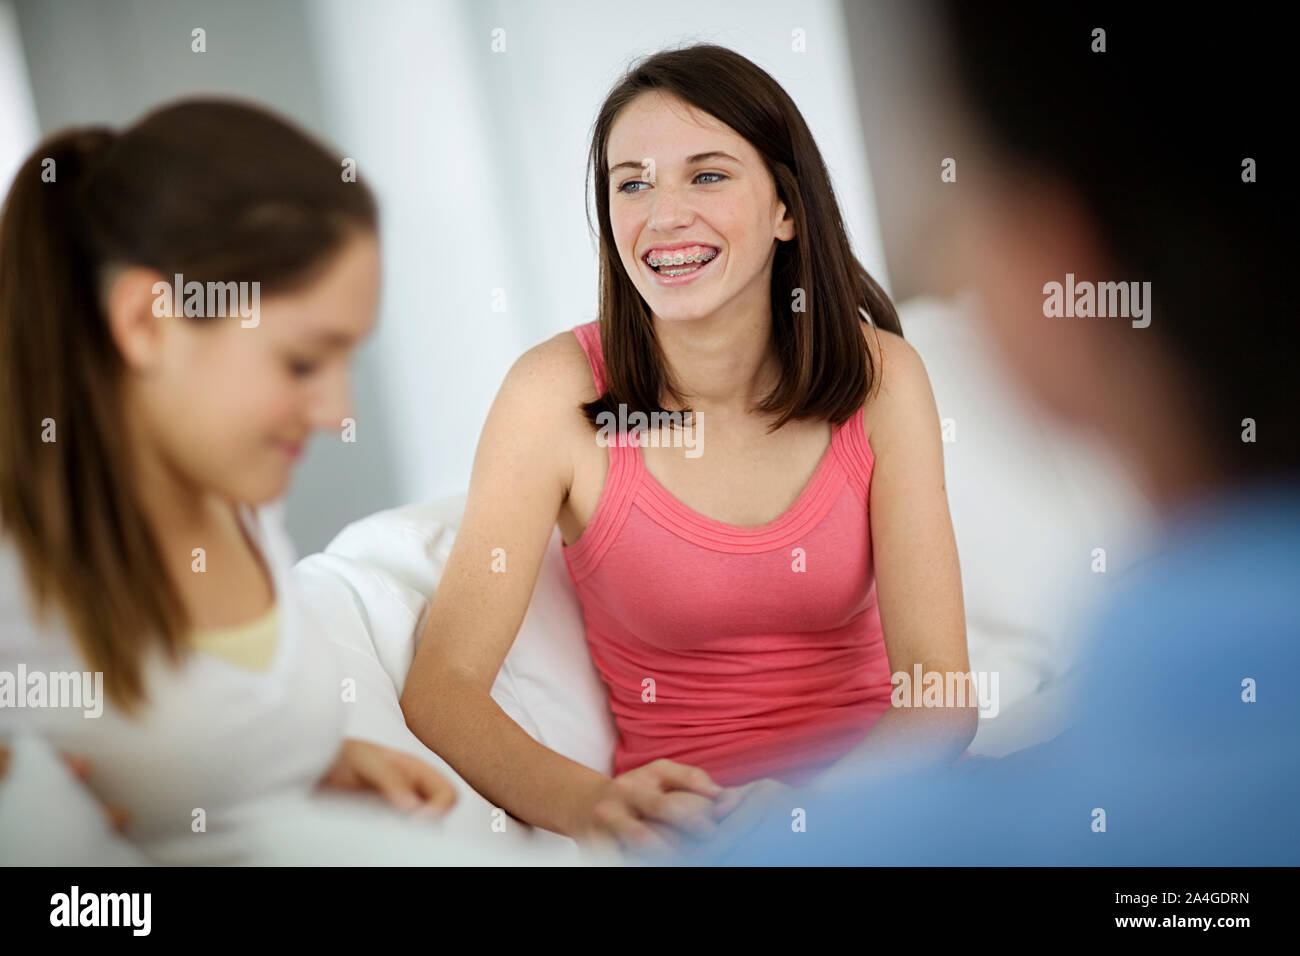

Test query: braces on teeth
[647,249,718,271]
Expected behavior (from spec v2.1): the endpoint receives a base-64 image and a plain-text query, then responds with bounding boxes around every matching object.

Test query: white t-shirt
[0,503,345,864]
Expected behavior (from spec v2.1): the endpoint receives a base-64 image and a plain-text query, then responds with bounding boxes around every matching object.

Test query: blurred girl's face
[120,230,381,505]
[606,91,795,324]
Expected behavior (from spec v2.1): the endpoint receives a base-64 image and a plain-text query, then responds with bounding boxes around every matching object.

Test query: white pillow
[902,300,1152,658]
[899,294,1154,754]
[297,295,1153,774]
[295,495,617,776]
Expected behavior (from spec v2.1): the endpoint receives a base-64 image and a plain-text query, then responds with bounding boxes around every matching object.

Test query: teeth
[647,248,718,269]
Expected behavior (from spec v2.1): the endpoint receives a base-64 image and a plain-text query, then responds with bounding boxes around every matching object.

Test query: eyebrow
[608,151,743,175]
[307,331,356,347]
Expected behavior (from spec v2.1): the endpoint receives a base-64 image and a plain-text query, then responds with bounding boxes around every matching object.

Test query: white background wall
[306,0,889,510]
[5,0,886,553]
[8,0,402,553]
[1,0,1152,687]
[0,2,38,191]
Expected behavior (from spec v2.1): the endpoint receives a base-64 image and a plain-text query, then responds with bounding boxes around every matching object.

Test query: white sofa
[288,293,1156,858]
[0,294,1154,864]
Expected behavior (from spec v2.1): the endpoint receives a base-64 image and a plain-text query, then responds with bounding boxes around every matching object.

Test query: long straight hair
[582,44,902,433]
[0,99,378,711]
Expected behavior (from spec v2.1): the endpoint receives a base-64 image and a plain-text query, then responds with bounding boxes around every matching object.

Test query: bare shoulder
[860,321,926,395]
[858,321,937,445]
[485,329,598,494]
[453,330,597,542]
[490,329,601,451]
[503,328,598,407]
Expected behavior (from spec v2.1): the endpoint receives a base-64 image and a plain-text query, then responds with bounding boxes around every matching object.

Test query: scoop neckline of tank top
[190,503,291,685]
[633,419,843,536]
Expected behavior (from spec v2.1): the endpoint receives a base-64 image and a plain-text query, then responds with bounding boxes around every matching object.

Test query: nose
[647,180,695,232]
[310,365,354,433]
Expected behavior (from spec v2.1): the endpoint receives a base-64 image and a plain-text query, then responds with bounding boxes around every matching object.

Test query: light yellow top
[189,604,280,670]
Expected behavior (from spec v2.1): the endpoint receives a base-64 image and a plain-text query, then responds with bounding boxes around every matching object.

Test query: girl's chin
[235,467,293,506]
[645,297,719,322]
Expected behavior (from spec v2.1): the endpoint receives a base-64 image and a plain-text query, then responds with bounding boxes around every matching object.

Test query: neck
[1094,346,1225,522]
[650,269,779,415]
[121,397,223,554]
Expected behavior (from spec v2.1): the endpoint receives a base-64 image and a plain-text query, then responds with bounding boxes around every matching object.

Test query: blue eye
[616,172,727,194]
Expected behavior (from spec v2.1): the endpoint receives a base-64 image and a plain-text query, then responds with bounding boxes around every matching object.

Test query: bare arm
[399,337,608,837]
[810,328,976,792]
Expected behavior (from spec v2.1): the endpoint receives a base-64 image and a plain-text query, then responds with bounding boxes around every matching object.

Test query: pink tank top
[563,321,894,787]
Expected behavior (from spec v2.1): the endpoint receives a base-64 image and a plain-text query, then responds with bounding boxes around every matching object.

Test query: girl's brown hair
[0,98,377,710]
[582,43,902,432]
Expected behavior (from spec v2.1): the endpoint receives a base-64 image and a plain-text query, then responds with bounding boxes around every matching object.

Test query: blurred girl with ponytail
[0,99,459,862]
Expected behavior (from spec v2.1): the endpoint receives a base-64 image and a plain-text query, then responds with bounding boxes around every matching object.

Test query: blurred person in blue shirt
[675,2,1298,865]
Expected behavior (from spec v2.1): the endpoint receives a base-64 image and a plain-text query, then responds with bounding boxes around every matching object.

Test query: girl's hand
[706,777,796,845]
[0,746,130,833]
[318,739,457,817]
[709,776,793,818]
[572,758,725,857]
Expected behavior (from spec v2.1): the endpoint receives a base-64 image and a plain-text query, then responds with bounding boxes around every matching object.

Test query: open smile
[641,245,720,287]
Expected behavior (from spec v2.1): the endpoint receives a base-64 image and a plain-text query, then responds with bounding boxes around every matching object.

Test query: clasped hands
[573,758,795,861]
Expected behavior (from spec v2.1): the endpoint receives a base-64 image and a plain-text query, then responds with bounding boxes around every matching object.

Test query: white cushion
[294,495,616,776]
[294,294,1154,785]
[900,294,1154,753]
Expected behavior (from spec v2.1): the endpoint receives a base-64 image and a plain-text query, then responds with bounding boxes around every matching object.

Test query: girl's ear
[775,201,796,243]
[103,266,170,371]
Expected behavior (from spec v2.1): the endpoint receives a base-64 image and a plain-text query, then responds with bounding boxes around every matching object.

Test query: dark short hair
[935,1,1296,479]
